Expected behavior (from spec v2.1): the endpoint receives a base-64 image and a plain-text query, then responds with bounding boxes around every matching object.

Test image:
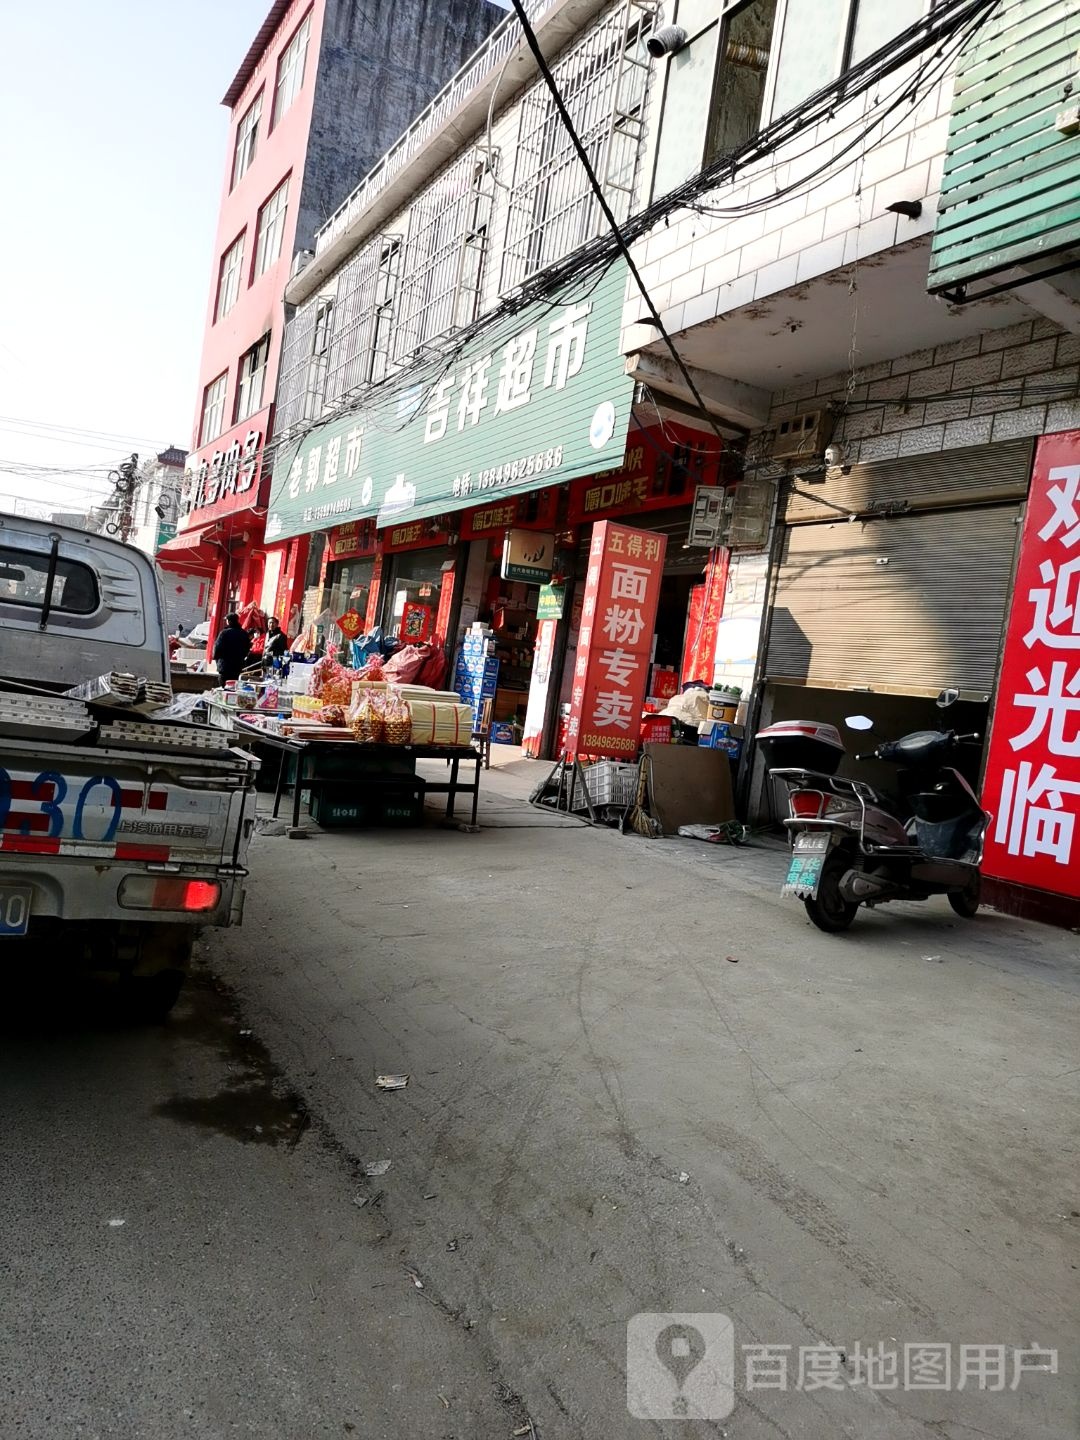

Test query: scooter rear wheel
[948,873,981,919]
[804,853,859,933]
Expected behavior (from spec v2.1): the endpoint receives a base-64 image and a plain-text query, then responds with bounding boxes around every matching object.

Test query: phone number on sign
[580,733,638,753]
[476,446,564,491]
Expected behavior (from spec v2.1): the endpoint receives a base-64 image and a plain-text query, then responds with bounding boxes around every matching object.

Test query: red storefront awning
[156,524,222,573]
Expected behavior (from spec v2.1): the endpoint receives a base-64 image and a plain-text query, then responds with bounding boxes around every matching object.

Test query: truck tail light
[119,876,221,912]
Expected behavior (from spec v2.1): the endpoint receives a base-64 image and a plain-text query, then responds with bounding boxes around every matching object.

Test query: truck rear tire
[121,967,187,1022]
[119,924,195,1022]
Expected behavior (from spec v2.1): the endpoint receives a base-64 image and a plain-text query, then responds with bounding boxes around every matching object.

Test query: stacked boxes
[455,629,500,728]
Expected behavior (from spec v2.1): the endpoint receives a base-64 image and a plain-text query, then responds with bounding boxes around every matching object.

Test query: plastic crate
[311,782,426,828]
[571,761,639,811]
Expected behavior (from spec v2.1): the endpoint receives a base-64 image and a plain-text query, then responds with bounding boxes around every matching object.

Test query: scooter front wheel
[804,852,859,933]
[948,873,981,919]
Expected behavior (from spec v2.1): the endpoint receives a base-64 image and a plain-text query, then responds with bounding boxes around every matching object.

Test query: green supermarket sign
[266,261,634,543]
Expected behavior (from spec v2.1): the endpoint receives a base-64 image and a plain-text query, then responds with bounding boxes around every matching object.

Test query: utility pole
[104,453,139,542]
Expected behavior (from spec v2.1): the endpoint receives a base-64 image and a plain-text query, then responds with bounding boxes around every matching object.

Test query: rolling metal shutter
[765,504,1022,697]
[783,438,1034,524]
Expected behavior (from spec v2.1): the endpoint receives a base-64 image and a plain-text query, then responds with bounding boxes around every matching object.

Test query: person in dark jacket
[213,613,251,682]
[263,616,290,667]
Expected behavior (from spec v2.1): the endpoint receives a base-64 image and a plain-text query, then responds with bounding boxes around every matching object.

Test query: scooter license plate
[783,834,830,897]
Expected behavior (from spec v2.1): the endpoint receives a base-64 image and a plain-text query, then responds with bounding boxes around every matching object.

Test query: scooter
[757,698,991,933]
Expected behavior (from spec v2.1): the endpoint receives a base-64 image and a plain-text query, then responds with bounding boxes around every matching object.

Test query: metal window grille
[323,236,402,404]
[501,0,656,293]
[391,149,496,364]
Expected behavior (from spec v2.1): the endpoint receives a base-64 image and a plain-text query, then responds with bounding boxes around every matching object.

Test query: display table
[233,721,483,831]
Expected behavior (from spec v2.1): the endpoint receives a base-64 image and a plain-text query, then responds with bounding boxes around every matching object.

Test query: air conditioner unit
[768,409,834,461]
[291,249,315,279]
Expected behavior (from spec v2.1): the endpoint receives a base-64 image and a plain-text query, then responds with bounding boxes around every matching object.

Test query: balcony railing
[313,0,557,256]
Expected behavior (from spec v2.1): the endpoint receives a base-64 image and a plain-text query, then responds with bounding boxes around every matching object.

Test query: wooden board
[643,743,735,833]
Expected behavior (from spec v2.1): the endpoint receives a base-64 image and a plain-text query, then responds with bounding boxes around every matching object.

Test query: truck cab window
[0,546,99,615]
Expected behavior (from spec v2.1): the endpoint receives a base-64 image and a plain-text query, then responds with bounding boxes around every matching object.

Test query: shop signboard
[501,529,554,584]
[382,520,455,552]
[981,432,1080,899]
[266,261,634,545]
[329,520,378,560]
[566,423,720,526]
[179,413,269,530]
[566,521,667,760]
[537,583,566,621]
[461,489,559,540]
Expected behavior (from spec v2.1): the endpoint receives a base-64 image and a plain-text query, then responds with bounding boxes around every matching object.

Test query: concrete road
[4,758,1079,1438]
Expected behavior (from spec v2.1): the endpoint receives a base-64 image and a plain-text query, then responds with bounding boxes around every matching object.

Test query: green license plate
[783,852,824,897]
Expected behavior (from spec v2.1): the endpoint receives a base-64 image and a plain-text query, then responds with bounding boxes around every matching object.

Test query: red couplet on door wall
[566,521,667,760]
[981,429,1080,898]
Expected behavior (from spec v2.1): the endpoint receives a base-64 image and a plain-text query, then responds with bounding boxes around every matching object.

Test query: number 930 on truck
[0,514,258,1019]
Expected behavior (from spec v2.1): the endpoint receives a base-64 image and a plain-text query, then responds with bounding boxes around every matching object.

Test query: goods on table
[409,701,473,747]
[350,694,386,743]
[384,692,411,745]
[316,704,348,726]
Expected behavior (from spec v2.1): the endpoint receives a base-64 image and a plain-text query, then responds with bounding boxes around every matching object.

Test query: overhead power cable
[261,0,998,482]
[508,0,727,445]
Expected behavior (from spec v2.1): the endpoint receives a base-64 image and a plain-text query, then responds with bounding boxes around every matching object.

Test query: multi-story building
[262,0,729,747]
[157,0,507,637]
[128,446,187,556]
[623,0,1080,920]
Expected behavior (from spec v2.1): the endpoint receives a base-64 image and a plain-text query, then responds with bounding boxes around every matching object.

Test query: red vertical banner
[681,548,729,687]
[434,564,456,649]
[981,430,1080,897]
[567,521,666,759]
[365,552,384,632]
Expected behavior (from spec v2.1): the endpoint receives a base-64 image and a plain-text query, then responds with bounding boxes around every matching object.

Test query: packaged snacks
[350,694,385,743]
[383,691,411,745]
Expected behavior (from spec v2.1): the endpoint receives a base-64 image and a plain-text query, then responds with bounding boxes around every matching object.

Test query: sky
[0,0,270,518]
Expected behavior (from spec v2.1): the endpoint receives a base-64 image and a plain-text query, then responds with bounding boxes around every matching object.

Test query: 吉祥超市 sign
[265,261,634,543]
[980,430,1080,899]
[566,521,667,761]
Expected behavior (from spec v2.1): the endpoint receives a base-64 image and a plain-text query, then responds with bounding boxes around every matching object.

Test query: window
[215,233,245,321]
[706,0,778,161]
[272,12,311,128]
[253,178,289,279]
[501,9,652,292]
[235,335,271,423]
[771,0,925,119]
[0,546,98,615]
[200,372,228,445]
[231,91,263,188]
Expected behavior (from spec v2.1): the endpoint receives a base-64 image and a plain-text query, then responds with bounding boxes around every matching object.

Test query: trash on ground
[677,1171,690,1184]
[107,1218,126,1227]
[405,1268,424,1289]
[376,1073,409,1090]
[351,1195,369,1209]
[678,822,748,845]
[725,955,739,964]
[446,1238,458,1252]
[361,1159,392,1176]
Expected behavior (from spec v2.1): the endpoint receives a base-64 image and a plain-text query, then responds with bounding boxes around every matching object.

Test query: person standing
[212,613,251,682]
[263,616,290,667]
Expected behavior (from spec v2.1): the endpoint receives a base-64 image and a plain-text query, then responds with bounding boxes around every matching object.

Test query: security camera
[824,442,846,467]
[647,24,687,58]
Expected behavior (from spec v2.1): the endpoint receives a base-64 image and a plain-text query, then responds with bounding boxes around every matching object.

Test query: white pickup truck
[0,514,257,1017]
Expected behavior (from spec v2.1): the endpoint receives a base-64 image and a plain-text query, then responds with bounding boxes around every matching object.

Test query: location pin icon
[655,1323,707,1413]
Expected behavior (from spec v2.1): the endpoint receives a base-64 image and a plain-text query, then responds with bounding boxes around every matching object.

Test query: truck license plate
[0,885,32,936]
